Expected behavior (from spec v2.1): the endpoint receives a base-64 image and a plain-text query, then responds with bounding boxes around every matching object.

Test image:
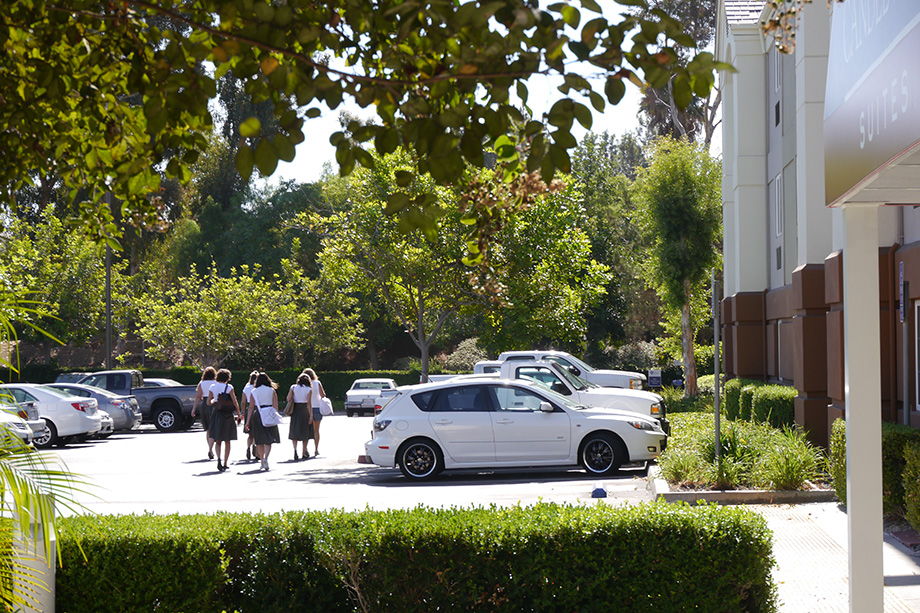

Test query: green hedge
[739,385,758,421]
[57,504,777,613]
[829,418,920,515]
[751,385,796,429]
[904,441,920,532]
[723,378,763,420]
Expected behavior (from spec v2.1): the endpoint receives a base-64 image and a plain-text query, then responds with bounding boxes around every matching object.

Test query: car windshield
[35,385,72,398]
[547,354,595,374]
[519,381,586,410]
[77,385,119,399]
[551,364,599,391]
[356,382,391,390]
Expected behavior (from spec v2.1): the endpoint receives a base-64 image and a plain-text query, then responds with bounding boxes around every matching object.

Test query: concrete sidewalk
[752,502,920,612]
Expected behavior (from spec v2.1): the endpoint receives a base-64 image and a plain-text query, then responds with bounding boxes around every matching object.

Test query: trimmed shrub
[904,441,920,531]
[751,385,796,429]
[829,418,920,514]
[658,386,714,414]
[830,418,847,504]
[739,385,757,421]
[723,378,762,420]
[57,504,777,613]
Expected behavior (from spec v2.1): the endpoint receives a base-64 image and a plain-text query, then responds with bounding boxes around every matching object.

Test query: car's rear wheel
[580,432,626,476]
[154,404,181,432]
[34,421,58,449]
[398,438,443,481]
[346,408,354,417]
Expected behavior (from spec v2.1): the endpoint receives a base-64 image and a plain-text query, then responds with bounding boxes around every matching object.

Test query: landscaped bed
[658,412,829,491]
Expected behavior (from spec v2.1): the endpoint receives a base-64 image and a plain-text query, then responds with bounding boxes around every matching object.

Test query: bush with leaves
[829,418,920,515]
[659,413,826,491]
[903,441,920,532]
[58,503,776,613]
[444,338,488,372]
[751,385,796,429]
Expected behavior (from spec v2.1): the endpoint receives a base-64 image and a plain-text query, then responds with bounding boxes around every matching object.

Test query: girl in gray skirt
[207,368,240,472]
[246,372,281,471]
[286,372,313,461]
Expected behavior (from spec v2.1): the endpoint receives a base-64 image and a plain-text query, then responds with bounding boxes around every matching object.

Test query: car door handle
[433,419,453,425]
[494,418,515,425]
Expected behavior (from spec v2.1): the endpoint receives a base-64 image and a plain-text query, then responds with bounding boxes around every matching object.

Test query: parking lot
[44,414,655,516]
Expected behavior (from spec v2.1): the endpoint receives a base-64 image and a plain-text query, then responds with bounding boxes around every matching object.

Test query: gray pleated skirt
[250,408,280,445]
[288,403,314,440]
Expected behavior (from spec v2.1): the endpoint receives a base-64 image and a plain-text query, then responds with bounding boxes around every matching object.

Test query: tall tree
[316,152,472,381]
[473,178,611,353]
[571,131,660,360]
[635,0,722,147]
[633,138,721,396]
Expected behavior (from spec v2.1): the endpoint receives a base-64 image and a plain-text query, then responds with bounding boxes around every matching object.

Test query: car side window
[109,374,126,391]
[488,386,547,413]
[411,390,437,412]
[7,389,35,404]
[433,386,487,413]
[82,375,104,388]
[515,366,570,396]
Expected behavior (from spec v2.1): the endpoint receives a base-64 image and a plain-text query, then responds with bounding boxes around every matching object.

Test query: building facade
[717,0,920,447]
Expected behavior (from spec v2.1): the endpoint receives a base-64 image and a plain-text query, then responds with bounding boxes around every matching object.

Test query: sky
[270,72,647,185]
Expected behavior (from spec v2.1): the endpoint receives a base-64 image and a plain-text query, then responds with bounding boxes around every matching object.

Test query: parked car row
[0,381,143,449]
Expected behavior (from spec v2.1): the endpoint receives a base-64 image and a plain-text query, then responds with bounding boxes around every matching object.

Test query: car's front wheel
[580,432,626,476]
[398,438,443,481]
[34,421,58,449]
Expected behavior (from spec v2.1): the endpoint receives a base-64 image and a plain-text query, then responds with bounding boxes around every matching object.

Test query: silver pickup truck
[71,370,197,432]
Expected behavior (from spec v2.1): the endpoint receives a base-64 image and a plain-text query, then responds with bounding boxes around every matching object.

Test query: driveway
[47,414,655,516]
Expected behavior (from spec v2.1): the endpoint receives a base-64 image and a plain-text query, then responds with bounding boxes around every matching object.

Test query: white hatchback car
[364,378,667,481]
[0,384,102,448]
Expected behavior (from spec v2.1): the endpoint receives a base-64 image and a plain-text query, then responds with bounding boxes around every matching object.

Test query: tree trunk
[367,336,379,370]
[681,299,698,397]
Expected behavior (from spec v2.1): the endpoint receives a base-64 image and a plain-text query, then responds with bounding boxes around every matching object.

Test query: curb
[646,465,839,505]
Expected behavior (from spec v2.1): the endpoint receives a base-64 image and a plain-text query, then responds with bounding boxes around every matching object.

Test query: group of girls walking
[191,367,327,472]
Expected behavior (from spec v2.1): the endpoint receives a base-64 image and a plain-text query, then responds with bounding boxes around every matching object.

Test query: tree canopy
[1,0,727,249]
[634,137,720,395]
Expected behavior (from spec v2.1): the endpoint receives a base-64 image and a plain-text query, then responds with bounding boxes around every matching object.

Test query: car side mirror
[539,401,554,413]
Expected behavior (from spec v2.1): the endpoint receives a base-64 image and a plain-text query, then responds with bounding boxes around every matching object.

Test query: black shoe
[217,460,223,472]
[246,447,251,460]
[294,452,299,462]
[208,450,214,460]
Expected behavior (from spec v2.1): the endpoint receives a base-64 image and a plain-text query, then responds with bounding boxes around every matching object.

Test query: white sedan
[0,384,102,448]
[364,378,667,481]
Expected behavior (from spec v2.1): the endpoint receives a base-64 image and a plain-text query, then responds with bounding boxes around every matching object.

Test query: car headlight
[650,402,662,416]
[628,420,656,431]
[373,419,391,432]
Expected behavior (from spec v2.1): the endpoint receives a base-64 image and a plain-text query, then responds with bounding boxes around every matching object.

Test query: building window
[775,173,783,238]
[773,49,781,92]
[915,302,920,411]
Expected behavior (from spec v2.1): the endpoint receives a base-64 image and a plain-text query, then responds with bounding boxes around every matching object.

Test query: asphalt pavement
[46,414,653,516]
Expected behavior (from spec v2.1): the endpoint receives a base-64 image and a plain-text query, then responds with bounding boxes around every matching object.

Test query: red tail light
[17,410,26,419]
[71,402,86,412]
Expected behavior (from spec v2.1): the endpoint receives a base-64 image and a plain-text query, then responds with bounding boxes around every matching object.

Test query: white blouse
[291,384,312,404]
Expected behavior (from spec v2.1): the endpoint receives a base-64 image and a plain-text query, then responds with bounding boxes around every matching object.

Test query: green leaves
[239,117,262,138]
[0,0,725,249]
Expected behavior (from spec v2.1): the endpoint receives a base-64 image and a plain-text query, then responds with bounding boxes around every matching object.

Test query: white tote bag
[259,405,283,426]
[319,396,334,416]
